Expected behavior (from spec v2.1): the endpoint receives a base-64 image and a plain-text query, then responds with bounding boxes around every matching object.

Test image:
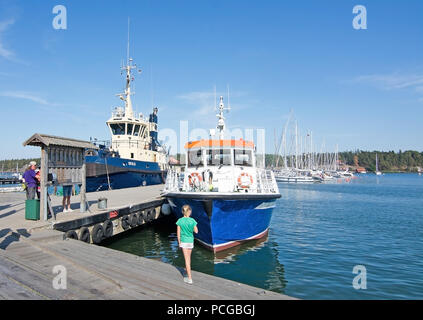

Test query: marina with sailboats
[271,112,355,184]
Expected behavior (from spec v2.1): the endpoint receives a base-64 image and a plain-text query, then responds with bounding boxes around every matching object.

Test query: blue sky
[1,0,423,159]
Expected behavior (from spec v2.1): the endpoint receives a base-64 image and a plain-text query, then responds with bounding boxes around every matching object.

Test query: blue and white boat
[85,40,168,192]
[163,96,281,252]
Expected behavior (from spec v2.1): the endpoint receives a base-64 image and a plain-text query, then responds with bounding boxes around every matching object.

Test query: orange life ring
[188,172,203,186]
[237,172,253,189]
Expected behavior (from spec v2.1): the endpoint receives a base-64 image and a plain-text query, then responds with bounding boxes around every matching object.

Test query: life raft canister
[237,172,253,189]
[188,172,203,186]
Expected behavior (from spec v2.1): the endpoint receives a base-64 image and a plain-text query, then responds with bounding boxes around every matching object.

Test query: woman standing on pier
[176,205,198,284]
[22,161,38,200]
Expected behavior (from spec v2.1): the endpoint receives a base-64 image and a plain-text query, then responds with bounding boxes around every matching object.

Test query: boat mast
[335,144,339,171]
[295,120,298,170]
[117,18,139,119]
[216,95,230,140]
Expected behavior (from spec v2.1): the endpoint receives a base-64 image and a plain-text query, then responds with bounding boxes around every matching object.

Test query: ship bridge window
[140,125,146,138]
[206,149,232,166]
[110,123,125,135]
[188,150,204,167]
[127,123,134,135]
[234,149,253,167]
[134,124,141,136]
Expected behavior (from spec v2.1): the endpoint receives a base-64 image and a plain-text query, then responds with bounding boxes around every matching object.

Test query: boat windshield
[110,123,125,135]
[234,149,253,167]
[127,123,134,135]
[188,150,204,167]
[133,124,140,136]
[206,149,232,166]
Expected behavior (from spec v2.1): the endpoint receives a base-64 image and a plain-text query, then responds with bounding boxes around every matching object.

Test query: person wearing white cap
[22,161,38,200]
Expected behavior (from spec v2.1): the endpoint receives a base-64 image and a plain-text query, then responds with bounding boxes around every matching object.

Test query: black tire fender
[130,213,138,227]
[103,220,113,238]
[65,230,78,240]
[79,227,90,243]
[136,212,144,225]
[148,208,156,221]
[121,215,130,230]
[91,224,104,244]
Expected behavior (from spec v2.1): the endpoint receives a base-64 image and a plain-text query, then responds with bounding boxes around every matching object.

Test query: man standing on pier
[22,161,38,200]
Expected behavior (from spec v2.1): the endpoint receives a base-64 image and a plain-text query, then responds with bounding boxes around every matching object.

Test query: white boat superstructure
[165,96,279,195]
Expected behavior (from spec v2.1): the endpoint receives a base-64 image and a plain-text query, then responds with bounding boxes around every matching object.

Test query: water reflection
[103,218,287,294]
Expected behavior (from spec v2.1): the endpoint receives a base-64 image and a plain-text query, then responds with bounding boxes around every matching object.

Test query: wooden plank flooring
[0,185,164,232]
[0,230,294,300]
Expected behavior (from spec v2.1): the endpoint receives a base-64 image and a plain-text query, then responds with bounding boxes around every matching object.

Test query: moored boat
[162,96,281,252]
[85,31,168,192]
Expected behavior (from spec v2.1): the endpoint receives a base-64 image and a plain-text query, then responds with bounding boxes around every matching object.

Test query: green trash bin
[25,199,40,221]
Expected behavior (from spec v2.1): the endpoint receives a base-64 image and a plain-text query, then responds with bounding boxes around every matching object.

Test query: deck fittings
[97,197,108,210]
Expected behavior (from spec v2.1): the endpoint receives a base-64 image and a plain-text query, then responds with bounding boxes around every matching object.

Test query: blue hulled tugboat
[85,44,168,192]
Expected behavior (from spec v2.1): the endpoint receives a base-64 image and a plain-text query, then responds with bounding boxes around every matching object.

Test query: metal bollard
[97,197,108,210]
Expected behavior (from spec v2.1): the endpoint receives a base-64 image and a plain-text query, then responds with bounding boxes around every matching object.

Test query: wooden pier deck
[0,230,292,300]
[0,184,164,233]
[0,186,294,300]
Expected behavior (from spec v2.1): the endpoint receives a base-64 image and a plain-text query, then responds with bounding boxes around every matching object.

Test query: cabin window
[110,123,125,135]
[127,123,134,135]
[234,149,253,167]
[206,149,232,166]
[188,150,203,167]
[133,125,141,136]
[139,125,146,138]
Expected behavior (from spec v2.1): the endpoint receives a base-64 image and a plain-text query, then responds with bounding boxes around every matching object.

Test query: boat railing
[256,169,279,194]
[165,168,279,194]
[164,169,182,192]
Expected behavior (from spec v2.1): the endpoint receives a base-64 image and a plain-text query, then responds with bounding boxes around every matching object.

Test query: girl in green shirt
[176,204,198,284]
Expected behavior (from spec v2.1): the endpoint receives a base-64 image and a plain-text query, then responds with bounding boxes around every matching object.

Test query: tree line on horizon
[266,150,423,172]
[338,150,423,172]
[0,158,41,172]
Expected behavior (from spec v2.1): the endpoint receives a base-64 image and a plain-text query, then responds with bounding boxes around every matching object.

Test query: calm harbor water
[103,173,423,299]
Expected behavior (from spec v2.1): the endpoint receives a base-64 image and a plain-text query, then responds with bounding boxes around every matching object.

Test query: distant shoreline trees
[0,158,41,172]
[338,150,423,172]
[266,151,423,172]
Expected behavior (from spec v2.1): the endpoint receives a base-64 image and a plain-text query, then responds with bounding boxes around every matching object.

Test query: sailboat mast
[295,121,298,170]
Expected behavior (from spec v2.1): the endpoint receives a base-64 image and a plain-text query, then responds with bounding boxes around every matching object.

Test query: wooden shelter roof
[23,133,98,150]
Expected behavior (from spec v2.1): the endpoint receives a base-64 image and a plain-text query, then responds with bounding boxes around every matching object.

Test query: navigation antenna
[115,17,142,119]
[216,87,231,140]
[127,17,130,65]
